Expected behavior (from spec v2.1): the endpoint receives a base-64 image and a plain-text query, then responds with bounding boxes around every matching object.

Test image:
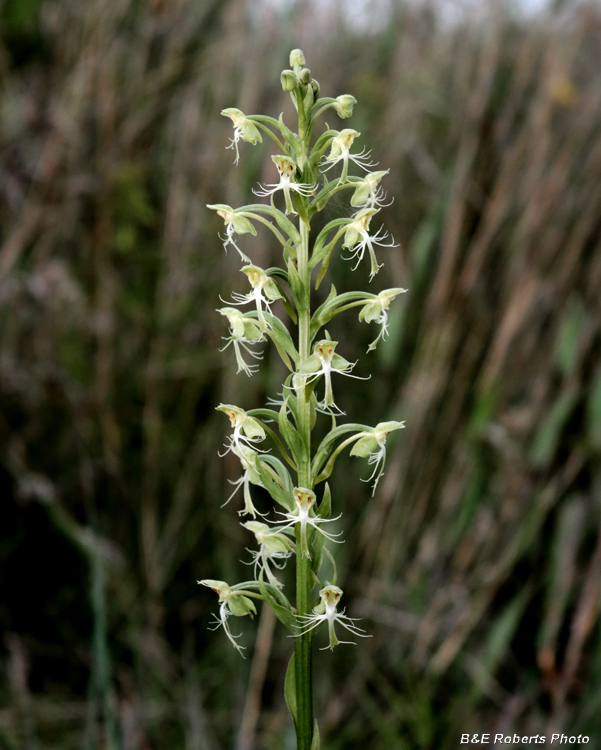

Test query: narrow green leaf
[279,399,306,463]
[529,386,579,467]
[271,280,298,324]
[261,454,295,497]
[310,720,320,750]
[287,257,306,310]
[317,483,331,518]
[587,364,601,449]
[258,570,297,632]
[285,653,298,728]
[311,424,367,480]
[555,296,585,376]
[324,547,337,585]
[257,460,294,511]
[265,314,299,365]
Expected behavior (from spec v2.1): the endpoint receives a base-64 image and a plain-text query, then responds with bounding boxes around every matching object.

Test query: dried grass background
[1,0,601,748]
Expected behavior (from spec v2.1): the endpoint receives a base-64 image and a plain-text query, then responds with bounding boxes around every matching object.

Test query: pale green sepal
[350,434,378,458]
[221,108,263,145]
[228,593,257,618]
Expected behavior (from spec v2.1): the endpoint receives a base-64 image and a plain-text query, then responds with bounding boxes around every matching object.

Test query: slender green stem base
[294,221,315,749]
[294,539,314,749]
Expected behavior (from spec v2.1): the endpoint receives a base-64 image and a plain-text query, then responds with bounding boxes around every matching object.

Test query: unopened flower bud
[281,70,297,92]
[333,95,357,119]
[289,49,306,68]
[298,67,311,85]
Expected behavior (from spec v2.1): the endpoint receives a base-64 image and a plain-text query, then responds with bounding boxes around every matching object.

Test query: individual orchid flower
[228,265,282,332]
[342,208,398,281]
[350,170,392,212]
[221,108,263,165]
[296,338,368,412]
[253,155,316,215]
[320,129,376,183]
[358,288,408,352]
[242,521,295,589]
[293,585,370,650]
[216,404,267,456]
[207,204,255,262]
[271,487,343,559]
[198,579,257,656]
[218,307,264,377]
[224,443,265,518]
[350,420,405,495]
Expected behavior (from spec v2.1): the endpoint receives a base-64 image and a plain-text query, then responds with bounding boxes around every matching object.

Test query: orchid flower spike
[242,521,295,589]
[216,404,267,456]
[198,579,257,656]
[221,108,262,165]
[224,443,265,518]
[294,585,371,650]
[218,307,264,377]
[350,170,392,212]
[342,208,398,281]
[228,265,282,332]
[253,155,316,215]
[358,288,408,352]
[350,420,405,494]
[207,204,256,262]
[296,338,368,412]
[321,129,377,183]
[271,487,343,559]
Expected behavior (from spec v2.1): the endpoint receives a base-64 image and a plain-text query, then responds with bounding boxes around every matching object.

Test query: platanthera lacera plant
[200,50,406,750]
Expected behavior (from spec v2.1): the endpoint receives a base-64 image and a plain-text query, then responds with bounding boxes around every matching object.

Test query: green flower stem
[294,213,315,749]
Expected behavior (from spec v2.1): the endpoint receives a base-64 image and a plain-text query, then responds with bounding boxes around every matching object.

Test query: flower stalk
[201,49,407,750]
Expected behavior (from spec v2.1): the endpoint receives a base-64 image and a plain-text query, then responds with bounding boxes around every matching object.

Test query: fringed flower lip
[253,155,316,215]
[224,265,283,332]
[268,487,343,559]
[320,129,378,183]
[293,585,371,650]
[242,521,295,589]
[358,288,408,352]
[350,170,393,213]
[222,108,263,165]
[198,580,258,657]
[223,443,266,518]
[217,307,264,377]
[216,404,268,457]
[294,338,369,412]
[207,203,256,262]
[342,208,399,281]
[350,420,406,495]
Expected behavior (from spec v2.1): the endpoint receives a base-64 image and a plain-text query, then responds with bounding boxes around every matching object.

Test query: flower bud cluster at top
[200,51,408,746]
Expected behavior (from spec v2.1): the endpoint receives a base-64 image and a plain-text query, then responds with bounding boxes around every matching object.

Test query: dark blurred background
[1,0,601,748]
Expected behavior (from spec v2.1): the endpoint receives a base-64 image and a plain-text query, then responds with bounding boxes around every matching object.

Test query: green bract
[202,49,408,750]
